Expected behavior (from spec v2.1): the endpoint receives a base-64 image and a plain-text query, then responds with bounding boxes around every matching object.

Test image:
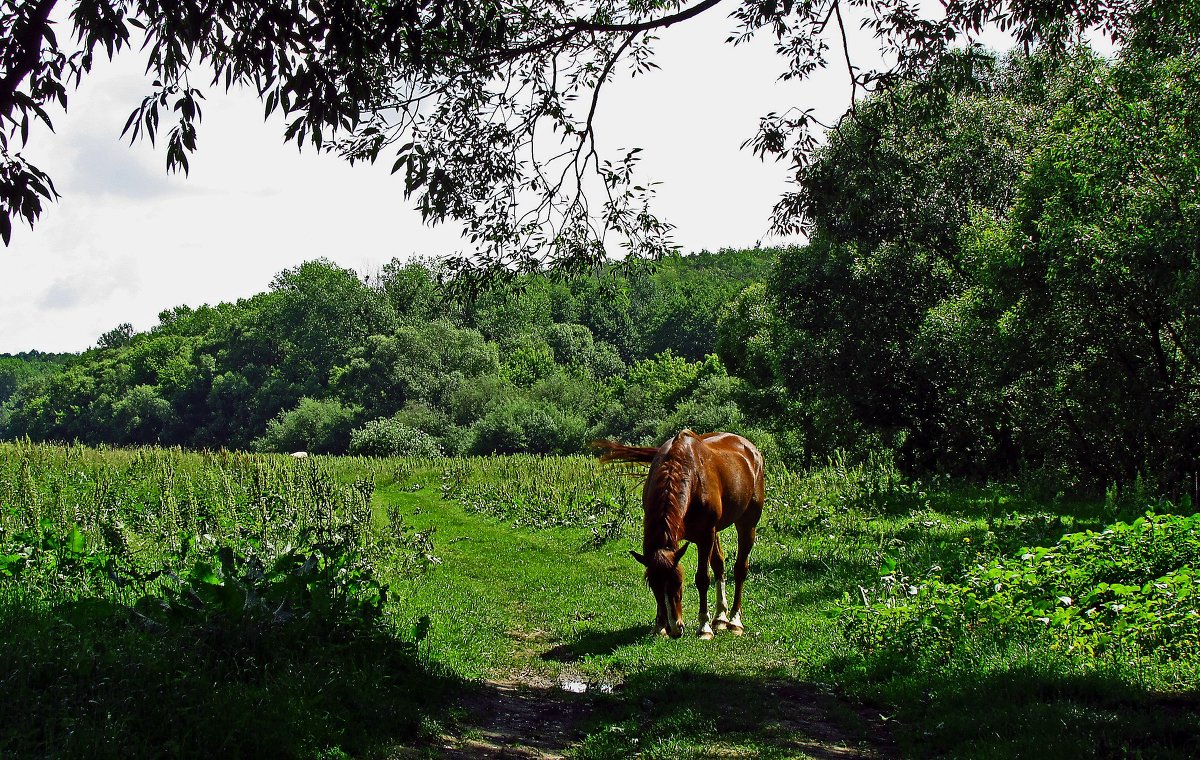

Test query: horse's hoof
[697,630,714,640]
[713,619,729,631]
[727,624,745,636]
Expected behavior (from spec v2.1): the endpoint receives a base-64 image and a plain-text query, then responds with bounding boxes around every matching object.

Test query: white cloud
[38,258,140,311]
[62,131,189,200]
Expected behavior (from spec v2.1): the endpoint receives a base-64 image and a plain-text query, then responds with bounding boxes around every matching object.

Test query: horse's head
[631,543,689,637]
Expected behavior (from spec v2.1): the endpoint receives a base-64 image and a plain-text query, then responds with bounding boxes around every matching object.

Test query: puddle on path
[557,678,613,694]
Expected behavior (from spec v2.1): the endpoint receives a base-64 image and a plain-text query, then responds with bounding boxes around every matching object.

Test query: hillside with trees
[0,249,779,457]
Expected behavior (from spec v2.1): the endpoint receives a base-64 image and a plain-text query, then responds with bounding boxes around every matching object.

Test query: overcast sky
[1,5,1025,354]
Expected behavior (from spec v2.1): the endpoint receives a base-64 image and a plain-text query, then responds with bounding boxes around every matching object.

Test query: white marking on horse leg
[697,605,713,639]
[713,580,730,628]
[659,591,683,638]
[727,611,744,635]
[661,591,670,634]
[697,597,713,639]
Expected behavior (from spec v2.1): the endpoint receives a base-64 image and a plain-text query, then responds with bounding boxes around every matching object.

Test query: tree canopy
[0,0,1180,263]
[755,27,1200,488]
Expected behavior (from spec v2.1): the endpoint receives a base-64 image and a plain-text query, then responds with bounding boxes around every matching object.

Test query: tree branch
[0,0,59,128]
[574,0,727,34]
[470,0,727,66]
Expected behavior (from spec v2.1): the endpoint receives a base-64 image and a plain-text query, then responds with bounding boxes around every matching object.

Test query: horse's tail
[591,439,659,465]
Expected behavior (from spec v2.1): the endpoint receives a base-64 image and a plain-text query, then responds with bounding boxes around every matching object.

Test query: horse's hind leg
[711,534,731,630]
[728,504,763,634]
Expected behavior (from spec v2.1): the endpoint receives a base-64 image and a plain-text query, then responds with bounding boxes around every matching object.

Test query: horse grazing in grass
[594,430,765,639]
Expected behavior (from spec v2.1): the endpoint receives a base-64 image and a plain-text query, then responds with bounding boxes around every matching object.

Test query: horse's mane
[648,445,689,547]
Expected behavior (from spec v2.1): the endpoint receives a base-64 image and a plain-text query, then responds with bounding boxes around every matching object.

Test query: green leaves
[65,525,86,555]
[845,511,1200,667]
[150,521,392,630]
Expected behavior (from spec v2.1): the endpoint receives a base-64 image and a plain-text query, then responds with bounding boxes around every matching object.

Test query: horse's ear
[672,542,690,567]
[630,550,648,566]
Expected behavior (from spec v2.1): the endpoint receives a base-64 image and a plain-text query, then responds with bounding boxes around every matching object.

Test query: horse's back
[694,432,764,528]
[699,432,764,487]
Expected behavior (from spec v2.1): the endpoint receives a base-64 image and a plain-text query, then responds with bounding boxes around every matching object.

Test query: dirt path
[435,648,894,759]
[437,678,593,759]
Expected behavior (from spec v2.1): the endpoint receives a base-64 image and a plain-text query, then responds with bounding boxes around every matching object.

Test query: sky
[0,4,1020,354]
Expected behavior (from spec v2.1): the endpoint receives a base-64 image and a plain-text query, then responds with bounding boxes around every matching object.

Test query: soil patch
[438,679,593,759]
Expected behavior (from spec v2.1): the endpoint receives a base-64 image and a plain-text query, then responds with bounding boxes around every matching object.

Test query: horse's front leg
[711,533,731,630]
[695,532,716,640]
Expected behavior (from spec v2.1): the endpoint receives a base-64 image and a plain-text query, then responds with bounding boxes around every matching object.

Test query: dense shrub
[253,398,358,454]
[470,399,587,455]
[391,401,471,456]
[844,512,1200,669]
[349,418,444,458]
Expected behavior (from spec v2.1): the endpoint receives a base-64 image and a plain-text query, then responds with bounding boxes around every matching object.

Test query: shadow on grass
[0,597,462,759]
[574,665,894,759]
[755,552,880,610]
[834,655,1200,759]
[540,625,648,662]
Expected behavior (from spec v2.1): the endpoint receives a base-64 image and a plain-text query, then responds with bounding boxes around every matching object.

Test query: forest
[0,248,777,456]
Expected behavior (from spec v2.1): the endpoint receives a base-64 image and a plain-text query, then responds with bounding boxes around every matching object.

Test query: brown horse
[594,430,765,639]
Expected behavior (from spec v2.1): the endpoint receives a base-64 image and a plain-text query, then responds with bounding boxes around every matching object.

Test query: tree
[974,42,1200,485]
[761,49,1093,469]
[97,323,135,350]
[1,0,1171,261]
[264,259,397,396]
[750,11,1200,486]
[253,397,359,454]
[331,319,500,419]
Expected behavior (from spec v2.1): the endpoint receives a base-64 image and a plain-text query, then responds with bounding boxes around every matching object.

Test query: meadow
[1,441,1197,758]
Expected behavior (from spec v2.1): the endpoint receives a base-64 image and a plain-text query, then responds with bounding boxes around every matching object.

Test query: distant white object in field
[290,451,309,458]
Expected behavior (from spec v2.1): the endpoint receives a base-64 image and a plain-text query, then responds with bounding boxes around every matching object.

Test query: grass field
[1,442,1197,758]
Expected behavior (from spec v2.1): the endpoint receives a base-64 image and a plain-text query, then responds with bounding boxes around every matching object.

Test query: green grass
[1,442,1198,758]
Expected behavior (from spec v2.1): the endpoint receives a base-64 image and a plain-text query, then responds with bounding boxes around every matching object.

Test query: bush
[253,398,358,454]
[843,512,1200,670]
[470,399,587,455]
[391,401,471,456]
[349,418,444,458]
[448,375,516,426]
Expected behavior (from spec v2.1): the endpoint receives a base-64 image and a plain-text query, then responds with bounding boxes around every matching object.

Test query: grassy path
[378,481,893,759]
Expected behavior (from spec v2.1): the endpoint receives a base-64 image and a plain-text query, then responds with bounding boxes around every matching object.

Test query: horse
[593,430,765,639]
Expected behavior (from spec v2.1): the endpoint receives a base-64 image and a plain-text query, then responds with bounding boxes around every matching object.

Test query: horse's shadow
[539,625,648,662]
